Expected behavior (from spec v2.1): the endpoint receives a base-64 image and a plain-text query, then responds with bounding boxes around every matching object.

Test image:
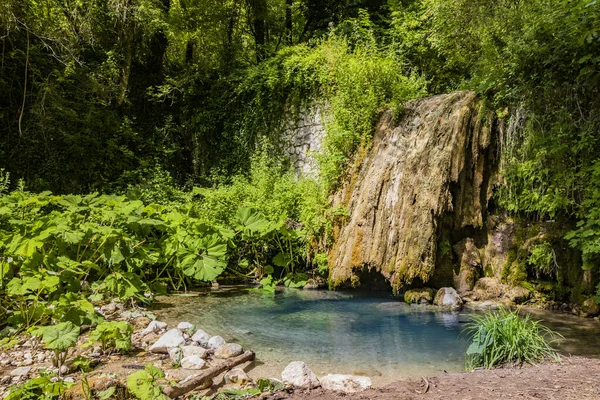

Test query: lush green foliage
[464,308,560,370]
[4,374,73,400]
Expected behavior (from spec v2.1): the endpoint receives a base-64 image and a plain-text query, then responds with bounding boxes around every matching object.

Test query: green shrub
[464,308,560,370]
[5,374,73,400]
[86,321,133,354]
[127,364,169,400]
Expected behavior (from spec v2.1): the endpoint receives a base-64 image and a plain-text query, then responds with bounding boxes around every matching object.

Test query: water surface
[153,288,600,386]
[154,288,470,385]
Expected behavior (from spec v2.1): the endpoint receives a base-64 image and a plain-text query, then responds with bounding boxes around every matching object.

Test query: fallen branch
[163,350,255,398]
[422,376,429,394]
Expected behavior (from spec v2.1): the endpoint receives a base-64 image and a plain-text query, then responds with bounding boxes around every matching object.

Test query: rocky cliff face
[328,91,499,291]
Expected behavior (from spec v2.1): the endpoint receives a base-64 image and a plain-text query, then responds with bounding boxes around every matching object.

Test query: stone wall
[281,106,326,176]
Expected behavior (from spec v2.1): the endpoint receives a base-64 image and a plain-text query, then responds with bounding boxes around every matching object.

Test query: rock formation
[328,91,499,291]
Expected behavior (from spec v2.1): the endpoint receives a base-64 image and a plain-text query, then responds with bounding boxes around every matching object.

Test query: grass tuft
[464,308,561,370]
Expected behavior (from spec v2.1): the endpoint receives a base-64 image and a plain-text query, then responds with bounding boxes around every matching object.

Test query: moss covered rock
[581,297,600,317]
[473,277,503,301]
[404,288,435,304]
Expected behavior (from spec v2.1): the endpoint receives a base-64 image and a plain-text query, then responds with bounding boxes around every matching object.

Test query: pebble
[10,366,31,376]
[142,320,168,336]
[22,359,33,366]
[177,322,195,332]
[168,347,183,364]
[36,353,45,362]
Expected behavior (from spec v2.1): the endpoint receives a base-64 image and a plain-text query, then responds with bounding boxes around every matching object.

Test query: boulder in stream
[434,287,463,309]
[281,361,320,389]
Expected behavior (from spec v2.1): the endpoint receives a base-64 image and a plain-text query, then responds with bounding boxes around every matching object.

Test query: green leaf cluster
[85,321,134,354]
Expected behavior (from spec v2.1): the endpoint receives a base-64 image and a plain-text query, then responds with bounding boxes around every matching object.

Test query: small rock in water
[182,345,208,359]
[149,329,185,353]
[434,287,463,309]
[207,335,226,350]
[180,355,206,370]
[320,374,371,393]
[168,347,183,364]
[177,322,195,333]
[10,366,31,377]
[142,320,168,336]
[214,343,243,359]
[281,361,320,389]
[191,329,211,347]
[225,368,250,384]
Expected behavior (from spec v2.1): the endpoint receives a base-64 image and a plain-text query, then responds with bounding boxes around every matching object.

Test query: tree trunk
[162,350,255,398]
[285,0,293,45]
[118,0,135,107]
[249,0,267,62]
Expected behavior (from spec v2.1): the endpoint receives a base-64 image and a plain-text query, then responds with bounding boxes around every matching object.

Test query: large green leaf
[180,235,227,281]
[235,207,270,234]
[36,321,80,351]
[127,365,169,400]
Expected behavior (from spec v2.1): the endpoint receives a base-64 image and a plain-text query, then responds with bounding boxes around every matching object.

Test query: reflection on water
[152,288,600,385]
[522,308,600,358]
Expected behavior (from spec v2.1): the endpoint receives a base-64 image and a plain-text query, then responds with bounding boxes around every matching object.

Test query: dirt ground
[270,356,600,400]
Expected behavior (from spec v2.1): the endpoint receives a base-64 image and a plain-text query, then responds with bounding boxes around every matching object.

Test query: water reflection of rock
[434,312,460,329]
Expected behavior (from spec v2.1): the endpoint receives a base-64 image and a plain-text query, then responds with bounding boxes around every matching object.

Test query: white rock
[281,361,320,389]
[207,335,226,350]
[36,353,45,362]
[182,345,208,359]
[21,359,33,366]
[180,355,206,370]
[142,320,168,336]
[191,329,211,347]
[149,329,185,353]
[214,343,243,359]
[225,368,250,384]
[434,287,463,309]
[168,347,183,364]
[9,366,31,376]
[177,322,195,332]
[320,374,371,393]
[59,365,69,375]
